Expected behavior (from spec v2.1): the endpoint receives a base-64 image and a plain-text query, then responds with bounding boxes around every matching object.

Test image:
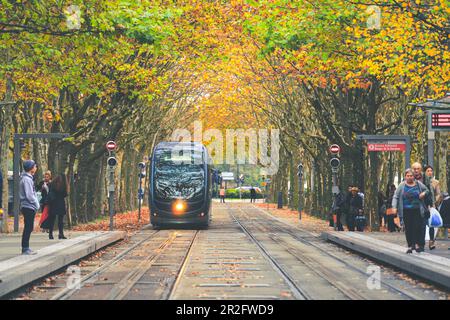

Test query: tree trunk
[0,76,14,233]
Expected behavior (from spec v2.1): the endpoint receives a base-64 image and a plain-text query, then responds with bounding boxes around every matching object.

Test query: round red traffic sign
[106,141,117,151]
[329,144,340,154]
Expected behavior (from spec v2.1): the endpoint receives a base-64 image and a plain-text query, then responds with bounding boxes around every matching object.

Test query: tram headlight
[173,200,186,214]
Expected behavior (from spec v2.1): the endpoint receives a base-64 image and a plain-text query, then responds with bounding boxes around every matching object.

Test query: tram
[149,142,212,228]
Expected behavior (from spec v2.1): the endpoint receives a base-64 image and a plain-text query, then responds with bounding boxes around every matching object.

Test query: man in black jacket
[347,187,363,231]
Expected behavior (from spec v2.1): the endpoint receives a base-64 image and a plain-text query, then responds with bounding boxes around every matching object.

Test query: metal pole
[427,133,434,168]
[138,175,142,222]
[332,171,338,231]
[13,136,20,232]
[109,169,114,231]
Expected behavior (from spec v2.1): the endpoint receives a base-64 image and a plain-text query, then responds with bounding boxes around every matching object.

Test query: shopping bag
[425,225,439,241]
[39,205,49,228]
[428,207,443,228]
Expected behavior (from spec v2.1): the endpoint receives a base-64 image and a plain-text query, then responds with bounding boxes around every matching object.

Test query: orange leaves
[72,208,150,234]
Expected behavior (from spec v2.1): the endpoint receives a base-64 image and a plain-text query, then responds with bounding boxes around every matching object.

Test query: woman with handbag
[391,169,430,253]
[38,171,52,231]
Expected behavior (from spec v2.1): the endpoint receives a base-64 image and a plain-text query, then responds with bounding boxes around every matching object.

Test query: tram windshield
[154,146,205,200]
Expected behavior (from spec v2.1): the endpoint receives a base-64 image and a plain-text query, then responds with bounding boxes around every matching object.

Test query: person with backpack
[19,160,40,255]
[47,174,68,239]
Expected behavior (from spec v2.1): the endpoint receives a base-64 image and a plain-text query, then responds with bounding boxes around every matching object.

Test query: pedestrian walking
[37,170,52,231]
[424,165,442,250]
[385,183,401,232]
[347,187,363,232]
[391,168,430,254]
[250,186,256,203]
[219,186,226,203]
[19,160,40,255]
[47,174,68,239]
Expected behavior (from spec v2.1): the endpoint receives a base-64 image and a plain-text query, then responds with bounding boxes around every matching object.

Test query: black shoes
[416,247,425,253]
[49,234,54,240]
[59,235,67,239]
[406,248,413,254]
[429,241,436,250]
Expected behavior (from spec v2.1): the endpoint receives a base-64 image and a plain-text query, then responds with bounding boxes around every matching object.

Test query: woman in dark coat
[47,174,68,239]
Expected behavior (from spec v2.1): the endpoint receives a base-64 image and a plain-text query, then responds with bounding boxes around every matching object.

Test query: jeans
[21,207,36,249]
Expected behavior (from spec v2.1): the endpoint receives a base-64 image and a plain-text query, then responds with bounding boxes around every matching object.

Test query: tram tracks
[231,205,423,300]
[251,205,424,300]
[51,230,199,300]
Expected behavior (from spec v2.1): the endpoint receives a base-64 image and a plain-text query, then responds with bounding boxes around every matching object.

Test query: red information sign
[106,141,117,151]
[431,113,450,130]
[367,141,406,152]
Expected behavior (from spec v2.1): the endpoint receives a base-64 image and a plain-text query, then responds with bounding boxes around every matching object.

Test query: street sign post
[356,135,411,170]
[106,141,117,151]
[106,141,118,231]
[329,145,341,230]
[137,162,146,222]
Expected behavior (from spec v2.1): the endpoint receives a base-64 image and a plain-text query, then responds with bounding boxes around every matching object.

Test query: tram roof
[155,141,206,151]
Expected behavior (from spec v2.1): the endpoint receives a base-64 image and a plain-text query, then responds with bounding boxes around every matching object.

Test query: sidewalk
[322,231,450,290]
[0,230,125,297]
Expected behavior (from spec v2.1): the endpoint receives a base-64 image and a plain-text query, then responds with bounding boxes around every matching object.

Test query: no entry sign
[367,141,406,152]
[106,140,117,151]
[329,144,340,154]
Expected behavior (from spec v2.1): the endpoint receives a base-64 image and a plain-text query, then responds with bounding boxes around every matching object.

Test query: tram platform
[321,231,450,290]
[0,230,125,297]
